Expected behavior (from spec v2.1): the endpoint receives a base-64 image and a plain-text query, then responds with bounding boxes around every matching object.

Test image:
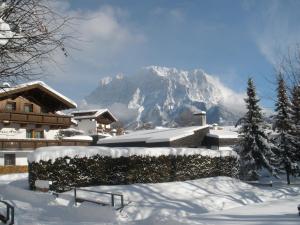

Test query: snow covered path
[0,173,300,225]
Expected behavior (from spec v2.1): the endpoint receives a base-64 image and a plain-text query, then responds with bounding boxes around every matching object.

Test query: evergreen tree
[290,85,300,161]
[236,78,275,180]
[273,74,297,184]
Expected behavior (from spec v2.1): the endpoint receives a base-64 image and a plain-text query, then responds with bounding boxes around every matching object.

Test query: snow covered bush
[28,147,239,192]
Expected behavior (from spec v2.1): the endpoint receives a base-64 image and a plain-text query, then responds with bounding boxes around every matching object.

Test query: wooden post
[111,194,114,207]
[10,205,14,225]
[6,204,10,222]
[121,195,124,208]
[74,188,77,206]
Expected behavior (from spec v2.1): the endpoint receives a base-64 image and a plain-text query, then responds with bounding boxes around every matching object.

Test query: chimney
[193,111,206,126]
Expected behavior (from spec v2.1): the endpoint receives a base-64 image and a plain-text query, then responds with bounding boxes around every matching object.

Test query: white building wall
[0,157,4,166]
[0,151,32,166]
[45,129,60,139]
[0,123,60,140]
[16,156,29,166]
[77,120,97,135]
[0,123,25,139]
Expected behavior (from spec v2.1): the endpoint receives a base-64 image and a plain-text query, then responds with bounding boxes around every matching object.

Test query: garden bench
[0,200,14,225]
[74,188,124,210]
[246,181,273,187]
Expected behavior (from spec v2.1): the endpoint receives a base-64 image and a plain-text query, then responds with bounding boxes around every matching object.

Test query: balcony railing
[0,111,72,127]
[0,139,91,149]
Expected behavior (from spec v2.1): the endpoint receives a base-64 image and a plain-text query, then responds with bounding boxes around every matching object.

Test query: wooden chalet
[71,109,117,135]
[0,81,91,167]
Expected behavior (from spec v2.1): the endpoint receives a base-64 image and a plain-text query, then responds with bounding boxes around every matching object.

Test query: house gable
[72,109,117,124]
[0,81,77,112]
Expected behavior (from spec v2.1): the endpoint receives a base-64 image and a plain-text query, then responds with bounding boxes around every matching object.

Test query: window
[4,154,15,166]
[26,129,44,139]
[26,129,34,138]
[5,102,16,111]
[24,104,33,113]
[35,130,44,138]
[41,107,48,114]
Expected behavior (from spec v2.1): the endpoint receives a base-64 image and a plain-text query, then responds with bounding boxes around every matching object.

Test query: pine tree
[273,74,297,185]
[236,78,275,180]
[290,85,300,161]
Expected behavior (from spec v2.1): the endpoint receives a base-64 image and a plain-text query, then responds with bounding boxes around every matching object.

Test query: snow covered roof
[98,126,209,144]
[28,146,238,163]
[206,129,239,139]
[71,108,117,121]
[193,111,206,115]
[0,81,77,109]
[63,135,93,141]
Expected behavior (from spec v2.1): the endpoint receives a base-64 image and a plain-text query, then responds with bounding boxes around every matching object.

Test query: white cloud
[207,75,246,113]
[43,3,145,85]
[79,6,143,46]
[253,1,300,65]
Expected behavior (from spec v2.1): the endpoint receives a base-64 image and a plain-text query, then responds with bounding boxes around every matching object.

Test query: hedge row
[28,154,239,192]
[0,166,28,174]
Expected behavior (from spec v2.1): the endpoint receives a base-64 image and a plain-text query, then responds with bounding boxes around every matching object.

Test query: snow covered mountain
[85,66,245,128]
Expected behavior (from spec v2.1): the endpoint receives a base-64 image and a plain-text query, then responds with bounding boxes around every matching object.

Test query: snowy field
[0,173,300,225]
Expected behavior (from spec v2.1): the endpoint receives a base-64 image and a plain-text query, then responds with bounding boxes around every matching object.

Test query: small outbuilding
[71,109,117,136]
[98,126,210,147]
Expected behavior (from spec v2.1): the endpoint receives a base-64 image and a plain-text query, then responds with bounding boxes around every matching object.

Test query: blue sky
[44,0,300,110]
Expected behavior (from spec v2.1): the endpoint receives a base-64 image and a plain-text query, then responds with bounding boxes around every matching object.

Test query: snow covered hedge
[28,147,239,192]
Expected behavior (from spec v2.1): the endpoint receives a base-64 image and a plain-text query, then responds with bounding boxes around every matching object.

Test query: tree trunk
[286,168,291,185]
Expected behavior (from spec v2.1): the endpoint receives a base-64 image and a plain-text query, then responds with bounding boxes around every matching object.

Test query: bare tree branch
[0,0,73,84]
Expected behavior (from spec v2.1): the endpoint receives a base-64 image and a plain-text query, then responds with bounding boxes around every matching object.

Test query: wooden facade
[0,111,72,128]
[0,81,84,152]
[0,92,72,128]
[0,139,91,150]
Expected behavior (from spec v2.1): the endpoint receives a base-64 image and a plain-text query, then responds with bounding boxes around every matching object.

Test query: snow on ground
[191,196,300,225]
[0,173,300,224]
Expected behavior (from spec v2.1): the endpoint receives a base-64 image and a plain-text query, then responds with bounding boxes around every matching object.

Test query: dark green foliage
[236,78,275,180]
[273,75,297,184]
[28,154,239,192]
[290,85,300,160]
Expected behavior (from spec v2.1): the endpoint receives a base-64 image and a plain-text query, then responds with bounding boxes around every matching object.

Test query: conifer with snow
[236,78,275,180]
[273,74,297,185]
[290,85,300,161]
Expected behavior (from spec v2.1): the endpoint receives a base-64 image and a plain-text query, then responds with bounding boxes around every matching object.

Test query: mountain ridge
[84,66,245,128]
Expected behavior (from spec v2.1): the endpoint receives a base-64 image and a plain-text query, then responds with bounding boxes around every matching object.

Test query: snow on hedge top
[62,135,93,141]
[98,126,208,144]
[28,146,238,163]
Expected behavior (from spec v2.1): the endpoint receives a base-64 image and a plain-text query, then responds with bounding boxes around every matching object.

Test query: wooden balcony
[97,127,112,133]
[0,139,91,150]
[0,111,72,128]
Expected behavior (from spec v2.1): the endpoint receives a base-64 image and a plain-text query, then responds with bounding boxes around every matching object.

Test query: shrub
[28,154,239,192]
